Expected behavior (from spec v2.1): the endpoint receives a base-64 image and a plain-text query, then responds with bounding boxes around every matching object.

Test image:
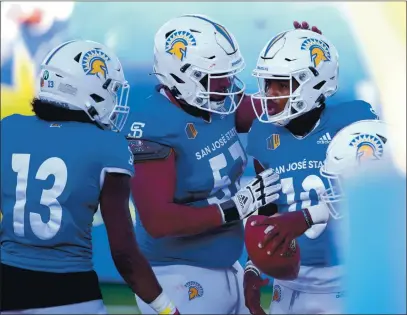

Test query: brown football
[245,214,301,280]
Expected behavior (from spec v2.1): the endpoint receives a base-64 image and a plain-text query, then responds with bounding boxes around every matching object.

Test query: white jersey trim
[100,167,133,189]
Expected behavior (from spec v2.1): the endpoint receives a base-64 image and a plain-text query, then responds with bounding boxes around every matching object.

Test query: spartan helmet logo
[165,31,197,61]
[82,49,111,79]
[349,134,384,164]
[184,281,204,300]
[301,38,331,68]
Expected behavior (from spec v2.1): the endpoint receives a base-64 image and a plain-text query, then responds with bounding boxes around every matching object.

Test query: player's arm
[242,154,270,315]
[129,139,280,239]
[133,148,222,237]
[100,172,179,314]
[245,159,275,268]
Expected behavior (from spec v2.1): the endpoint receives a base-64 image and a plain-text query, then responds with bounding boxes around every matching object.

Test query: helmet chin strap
[209,99,226,111]
[273,119,290,127]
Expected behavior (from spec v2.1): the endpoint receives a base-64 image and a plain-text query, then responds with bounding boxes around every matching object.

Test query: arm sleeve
[347,100,380,123]
[99,134,135,188]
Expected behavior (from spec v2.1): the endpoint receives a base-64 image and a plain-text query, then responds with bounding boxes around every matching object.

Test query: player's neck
[162,86,211,123]
[178,100,211,123]
[285,103,325,137]
[31,98,99,127]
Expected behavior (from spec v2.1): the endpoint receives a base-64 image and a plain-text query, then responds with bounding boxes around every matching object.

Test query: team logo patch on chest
[185,123,198,139]
[267,134,280,150]
[185,281,204,300]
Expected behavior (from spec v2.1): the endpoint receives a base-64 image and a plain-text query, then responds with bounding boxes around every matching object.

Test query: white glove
[218,168,281,223]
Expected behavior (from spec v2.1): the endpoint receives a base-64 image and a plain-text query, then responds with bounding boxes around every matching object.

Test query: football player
[320,119,390,220]
[321,120,405,314]
[124,14,282,314]
[0,40,179,315]
[243,29,380,314]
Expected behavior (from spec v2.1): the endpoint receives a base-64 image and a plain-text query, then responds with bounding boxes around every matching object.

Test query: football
[244,214,301,280]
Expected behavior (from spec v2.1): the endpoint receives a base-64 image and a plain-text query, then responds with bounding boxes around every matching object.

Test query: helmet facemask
[175,63,246,115]
[102,78,130,132]
[319,165,346,220]
[251,68,324,126]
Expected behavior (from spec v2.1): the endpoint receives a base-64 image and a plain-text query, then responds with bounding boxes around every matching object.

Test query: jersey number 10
[282,175,328,239]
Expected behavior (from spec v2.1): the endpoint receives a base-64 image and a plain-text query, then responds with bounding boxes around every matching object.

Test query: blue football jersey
[247,100,378,267]
[1,114,134,273]
[124,89,247,268]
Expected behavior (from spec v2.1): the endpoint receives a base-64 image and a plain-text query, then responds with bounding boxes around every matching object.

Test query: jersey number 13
[12,154,67,240]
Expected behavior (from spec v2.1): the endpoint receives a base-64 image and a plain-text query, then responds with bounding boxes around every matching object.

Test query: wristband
[245,260,261,277]
[219,200,240,223]
[306,203,329,224]
[145,291,176,314]
[302,209,313,228]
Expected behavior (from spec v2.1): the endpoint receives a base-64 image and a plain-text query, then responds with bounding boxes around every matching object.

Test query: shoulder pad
[126,138,172,163]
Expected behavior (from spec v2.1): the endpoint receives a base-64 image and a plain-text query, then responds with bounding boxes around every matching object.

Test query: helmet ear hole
[199,75,209,90]
[313,80,326,90]
[74,53,81,63]
[170,74,185,84]
[90,94,105,103]
[165,30,176,39]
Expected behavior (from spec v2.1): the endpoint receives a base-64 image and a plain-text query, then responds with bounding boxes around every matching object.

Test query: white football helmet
[320,120,389,219]
[37,40,130,132]
[252,29,339,125]
[153,14,245,114]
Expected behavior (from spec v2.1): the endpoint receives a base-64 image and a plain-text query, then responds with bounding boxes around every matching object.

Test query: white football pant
[269,280,344,314]
[136,261,250,314]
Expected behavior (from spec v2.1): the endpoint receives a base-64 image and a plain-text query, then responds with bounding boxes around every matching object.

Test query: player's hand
[255,210,312,256]
[234,168,281,218]
[244,260,269,315]
[293,20,322,35]
[219,169,281,223]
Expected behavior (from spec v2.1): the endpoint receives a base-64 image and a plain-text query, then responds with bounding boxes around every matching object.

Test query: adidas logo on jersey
[317,132,332,144]
[237,194,249,208]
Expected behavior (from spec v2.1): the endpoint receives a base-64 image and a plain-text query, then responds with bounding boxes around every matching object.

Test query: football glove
[244,260,268,315]
[219,168,281,224]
